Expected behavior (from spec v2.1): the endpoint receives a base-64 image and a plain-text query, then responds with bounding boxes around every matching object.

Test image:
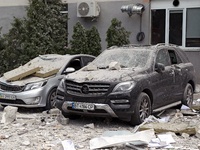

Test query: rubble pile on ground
[1,104,200,150]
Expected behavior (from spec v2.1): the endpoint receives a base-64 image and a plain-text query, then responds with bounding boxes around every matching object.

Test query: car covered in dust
[0,54,95,109]
[56,44,196,125]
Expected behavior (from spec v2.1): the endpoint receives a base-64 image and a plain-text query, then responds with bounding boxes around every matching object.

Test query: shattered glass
[93,49,151,69]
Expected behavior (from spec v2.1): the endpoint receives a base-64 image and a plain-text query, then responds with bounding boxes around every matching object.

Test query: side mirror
[155,63,165,73]
[63,67,75,74]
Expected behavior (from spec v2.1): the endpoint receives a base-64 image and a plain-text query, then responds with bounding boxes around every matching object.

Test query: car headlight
[57,79,65,92]
[24,81,47,91]
[112,81,135,93]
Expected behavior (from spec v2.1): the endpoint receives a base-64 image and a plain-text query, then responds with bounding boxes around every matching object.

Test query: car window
[82,56,95,66]
[93,49,151,68]
[67,58,82,71]
[156,49,171,66]
[168,50,182,64]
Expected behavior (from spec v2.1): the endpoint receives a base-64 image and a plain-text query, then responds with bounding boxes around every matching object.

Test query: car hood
[0,75,55,86]
[65,68,146,83]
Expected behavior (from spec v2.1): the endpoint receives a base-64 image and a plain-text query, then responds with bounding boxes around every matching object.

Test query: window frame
[151,4,200,50]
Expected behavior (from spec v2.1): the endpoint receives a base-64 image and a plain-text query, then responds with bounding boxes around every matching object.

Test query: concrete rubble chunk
[109,62,121,70]
[89,129,155,149]
[34,66,59,78]
[84,123,95,129]
[181,133,190,139]
[48,108,61,115]
[21,140,31,146]
[140,122,196,135]
[4,64,40,81]
[1,106,18,124]
[57,113,69,125]
[83,63,98,71]
[195,123,200,139]
[85,74,93,81]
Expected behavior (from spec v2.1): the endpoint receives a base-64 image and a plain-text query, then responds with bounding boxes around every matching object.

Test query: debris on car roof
[3,54,71,82]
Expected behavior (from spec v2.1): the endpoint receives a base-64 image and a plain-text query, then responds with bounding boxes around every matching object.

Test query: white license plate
[72,102,95,110]
[0,93,16,100]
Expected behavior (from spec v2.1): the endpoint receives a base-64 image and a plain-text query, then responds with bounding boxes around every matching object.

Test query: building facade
[0,0,200,83]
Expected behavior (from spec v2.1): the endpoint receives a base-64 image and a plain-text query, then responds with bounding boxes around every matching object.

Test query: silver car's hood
[65,68,144,82]
[0,75,54,86]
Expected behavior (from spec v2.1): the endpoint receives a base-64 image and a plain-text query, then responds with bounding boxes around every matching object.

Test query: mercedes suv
[56,44,196,125]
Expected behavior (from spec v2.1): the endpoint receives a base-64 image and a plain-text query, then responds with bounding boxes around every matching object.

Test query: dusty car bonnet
[0,54,73,86]
[65,67,146,83]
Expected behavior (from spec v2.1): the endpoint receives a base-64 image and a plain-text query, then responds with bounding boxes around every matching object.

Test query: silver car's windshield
[93,49,151,68]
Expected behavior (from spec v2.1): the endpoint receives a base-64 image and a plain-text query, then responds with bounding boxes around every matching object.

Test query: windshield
[93,49,151,68]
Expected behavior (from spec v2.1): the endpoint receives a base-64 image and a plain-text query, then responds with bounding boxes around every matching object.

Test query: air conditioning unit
[77,1,100,17]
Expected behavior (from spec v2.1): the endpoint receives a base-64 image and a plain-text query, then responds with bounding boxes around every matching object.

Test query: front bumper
[0,87,47,108]
[62,101,118,117]
[56,89,135,121]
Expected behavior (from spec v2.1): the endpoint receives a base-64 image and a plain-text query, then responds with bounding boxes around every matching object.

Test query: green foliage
[0,0,68,75]
[70,21,88,54]
[0,28,5,51]
[86,26,101,56]
[25,0,68,56]
[106,18,131,48]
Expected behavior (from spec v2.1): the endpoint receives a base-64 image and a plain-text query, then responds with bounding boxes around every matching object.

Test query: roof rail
[155,43,179,49]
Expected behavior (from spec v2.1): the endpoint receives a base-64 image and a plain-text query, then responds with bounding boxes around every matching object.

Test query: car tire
[62,111,81,120]
[45,88,57,110]
[130,92,151,125]
[182,83,193,107]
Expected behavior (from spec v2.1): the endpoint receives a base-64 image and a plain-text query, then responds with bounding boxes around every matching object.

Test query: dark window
[68,58,81,71]
[151,9,166,44]
[169,10,183,46]
[168,50,182,64]
[186,8,200,47]
[82,56,95,66]
[156,49,171,66]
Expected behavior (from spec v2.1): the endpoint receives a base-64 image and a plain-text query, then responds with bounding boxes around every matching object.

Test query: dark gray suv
[56,44,196,125]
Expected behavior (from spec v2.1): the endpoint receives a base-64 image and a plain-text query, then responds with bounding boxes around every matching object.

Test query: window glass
[82,56,95,66]
[151,9,166,44]
[169,10,183,46]
[156,49,171,66]
[186,8,200,47]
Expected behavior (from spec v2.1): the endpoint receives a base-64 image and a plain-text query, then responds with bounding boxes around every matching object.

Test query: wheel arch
[188,80,195,92]
[142,89,153,106]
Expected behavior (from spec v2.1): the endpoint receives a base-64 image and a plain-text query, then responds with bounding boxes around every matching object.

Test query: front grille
[65,80,110,96]
[0,83,24,92]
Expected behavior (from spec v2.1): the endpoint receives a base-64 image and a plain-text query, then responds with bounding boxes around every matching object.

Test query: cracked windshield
[93,49,151,68]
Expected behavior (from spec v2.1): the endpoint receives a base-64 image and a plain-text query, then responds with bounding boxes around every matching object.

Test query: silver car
[0,54,95,109]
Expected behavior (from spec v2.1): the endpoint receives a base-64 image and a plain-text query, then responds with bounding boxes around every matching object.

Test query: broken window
[93,49,151,68]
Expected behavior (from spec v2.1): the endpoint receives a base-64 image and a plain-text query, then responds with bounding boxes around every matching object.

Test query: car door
[151,49,175,108]
[168,49,187,101]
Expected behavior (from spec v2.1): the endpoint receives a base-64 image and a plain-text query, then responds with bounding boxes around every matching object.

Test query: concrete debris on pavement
[1,94,200,150]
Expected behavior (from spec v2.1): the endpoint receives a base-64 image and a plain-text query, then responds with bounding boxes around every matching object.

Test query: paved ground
[0,85,200,150]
